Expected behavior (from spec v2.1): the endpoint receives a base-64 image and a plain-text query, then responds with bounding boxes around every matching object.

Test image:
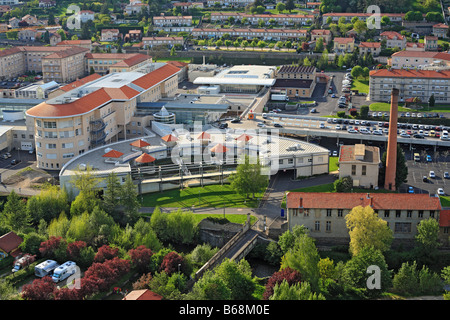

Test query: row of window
[312,221,428,234]
[292,208,436,219]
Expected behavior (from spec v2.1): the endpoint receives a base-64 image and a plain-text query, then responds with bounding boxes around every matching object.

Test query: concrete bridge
[186,213,264,290]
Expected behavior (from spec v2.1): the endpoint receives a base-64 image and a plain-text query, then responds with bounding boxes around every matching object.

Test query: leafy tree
[333,176,353,192]
[280,232,320,291]
[26,185,69,224]
[47,212,70,238]
[128,245,153,273]
[94,244,119,263]
[20,232,47,256]
[393,261,442,296]
[285,0,295,12]
[119,174,140,225]
[229,155,268,199]
[314,37,324,52]
[270,280,325,300]
[351,65,363,79]
[263,267,302,300]
[21,276,56,300]
[342,246,392,298]
[184,270,231,300]
[415,218,440,252]
[160,251,188,276]
[276,2,286,13]
[214,258,255,300]
[102,172,122,218]
[345,205,393,256]
[0,278,17,300]
[187,243,219,269]
[1,190,30,232]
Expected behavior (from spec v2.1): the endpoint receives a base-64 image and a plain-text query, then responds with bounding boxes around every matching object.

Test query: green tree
[229,156,268,199]
[345,205,393,256]
[1,190,30,232]
[26,185,69,224]
[428,94,435,108]
[102,172,122,219]
[276,2,286,13]
[280,232,320,292]
[351,65,363,79]
[214,258,256,300]
[333,176,353,192]
[120,174,141,225]
[184,270,231,300]
[270,280,325,300]
[285,0,295,12]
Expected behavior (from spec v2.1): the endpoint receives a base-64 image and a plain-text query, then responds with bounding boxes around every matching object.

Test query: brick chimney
[384,88,399,191]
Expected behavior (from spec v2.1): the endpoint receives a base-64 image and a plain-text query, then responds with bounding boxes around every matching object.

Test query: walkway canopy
[135,153,156,164]
[130,139,150,148]
[102,149,124,158]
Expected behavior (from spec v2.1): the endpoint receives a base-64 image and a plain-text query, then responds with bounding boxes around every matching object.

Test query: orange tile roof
[123,289,162,300]
[0,231,23,253]
[433,23,449,29]
[111,53,151,67]
[131,63,180,90]
[135,153,156,163]
[130,139,150,148]
[59,73,102,92]
[380,31,405,40]
[102,149,124,158]
[334,37,354,44]
[359,42,381,48]
[56,40,91,46]
[370,68,450,78]
[286,192,442,211]
[42,46,89,59]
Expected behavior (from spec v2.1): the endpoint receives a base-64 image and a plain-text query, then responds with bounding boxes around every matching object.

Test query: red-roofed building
[333,37,355,54]
[380,31,407,49]
[0,231,23,259]
[123,289,162,300]
[439,210,450,245]
[311,29,332,44]
[432,23,449,38]
[358,42,381,56]
[369,68,450,103]
[85,53,152,75]
[286,192,444,245]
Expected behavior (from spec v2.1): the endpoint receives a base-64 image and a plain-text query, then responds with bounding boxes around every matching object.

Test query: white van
[35,260,59,278]
[441,130,449,140]
[51,261,77,283]
[262,113,268,119]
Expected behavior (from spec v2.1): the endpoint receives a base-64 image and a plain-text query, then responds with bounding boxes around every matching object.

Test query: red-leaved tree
[128,245,153,273]
[39,236,66,259]
[94,245,119,263]
[66,241,87,259]
[22,276,56,300]
[159,251,185,276]
[263,267,302,300]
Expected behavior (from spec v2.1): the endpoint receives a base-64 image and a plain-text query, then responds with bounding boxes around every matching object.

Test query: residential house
[310,29,332,44]
[333,37,355,54]
[39,0,56,7]
[0,23,8,32]
[123,289,163,300]
[0,0,18,5]
[49,32,62,46]
[206,0,254,7]
[124,0,149,16]
[405,42,425,51]
[209,12,315,26]
[101,29,121,42]
[388,50,450,69]
[432,23,449,38]
[380,31,407,50]
[125,29,142,42]
[8,16,19,28]
[18,28,38,41]
[338,144,380,188]
[79,10,95,23]
[153,15,193,32]
[172,2,204,12]
[0,5,11,14]
[286,192,443,245]
[424,35,438,51]
[0,231,23,260]
[358,42,381,56]
[21,14,39,26]
[56,39,92,50]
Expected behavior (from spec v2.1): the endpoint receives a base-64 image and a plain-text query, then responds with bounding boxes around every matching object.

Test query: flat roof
[193,77,276,86]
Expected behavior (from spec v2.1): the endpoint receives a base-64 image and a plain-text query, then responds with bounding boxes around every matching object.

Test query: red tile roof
[380,31,405,40]
[42,46,89,59]
[59,73,102,92]
[111,53,151,67]
[130,139,150,148]
[433,23,449,29]
[123,289,162,300]
[56,40,91,46]
[286,192,442,211]
[131,63,180,90]
[103,149,124,158]
[334,37,354,44]
[135,153,156,163]
[359,42,381,48]
[369,68,450,79]
[0,231,23,253]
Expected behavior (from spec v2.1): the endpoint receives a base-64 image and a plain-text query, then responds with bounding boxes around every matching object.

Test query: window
[418,210,423,218]
[46,153,57,159]
[326,209,332,217]
[326,221,331,232]
[362,165,367,176]
[62,143,73,149]
[384,210,390,218]
[338,209,343,217]
[394,222,411,233]
[315,221,320,231]
[351,165,356,175]
[44,121,57,129]
[44,131,58,139]
[395,210,401,218]
[407,210,412,218]
[63,153,74,158]
[46,143,56,149]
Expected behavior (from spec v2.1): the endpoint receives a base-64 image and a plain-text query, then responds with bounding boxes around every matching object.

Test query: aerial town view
[0,0,449,312]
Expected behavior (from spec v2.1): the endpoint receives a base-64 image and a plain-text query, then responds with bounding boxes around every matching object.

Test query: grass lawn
[369,102,450,113]
[440,196,450,207]
[140,184,264,208]
[329,156,339,172]
[351,79,369,94]
[154,57,192,63]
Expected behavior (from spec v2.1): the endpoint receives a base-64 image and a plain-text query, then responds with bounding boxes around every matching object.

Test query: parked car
[429,171,436,178]
[426,155,432,162]
[444,172,450,179]
[437,188,445,196]
[408,186,414,194]
[10,159,21,165]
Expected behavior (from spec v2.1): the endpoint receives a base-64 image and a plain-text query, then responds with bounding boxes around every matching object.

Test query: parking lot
[0,149,38,183]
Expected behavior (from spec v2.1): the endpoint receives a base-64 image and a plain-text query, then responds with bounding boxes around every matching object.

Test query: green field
[329,156,339,172]
[369,102,450,113]
[351,79,369,94]
[192,214,258,225]
[140,184,264,208]
[440,196,450,207]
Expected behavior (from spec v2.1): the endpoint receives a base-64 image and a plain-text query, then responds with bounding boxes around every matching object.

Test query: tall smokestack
[384,88,399,190]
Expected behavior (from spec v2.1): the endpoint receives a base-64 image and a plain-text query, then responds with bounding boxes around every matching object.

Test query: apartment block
[41,46,89,84]
[142,36,184,49]
[380,31,407,50]
[25,63,180,170]
[333,37,355,54]
[338,144,380,188]
[358,42,381,56]
[101,29,121,42]
[273,65,317,98]
[206,0,253,7]
[192,28,308,41]
[322,12,406,25]
[310,29,332,44]
[85,53,152,75]
[389,51,450,69]
[210,12,315,26]
[369,68,450,103]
